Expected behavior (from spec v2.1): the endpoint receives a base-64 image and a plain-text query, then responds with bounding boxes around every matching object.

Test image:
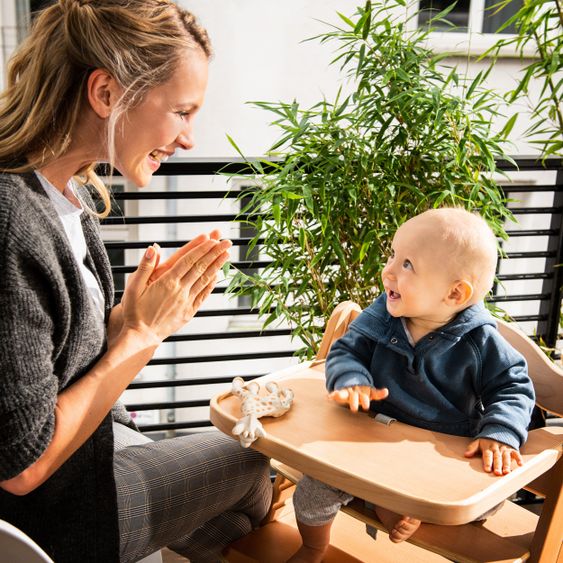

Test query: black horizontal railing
[102,156,563,435]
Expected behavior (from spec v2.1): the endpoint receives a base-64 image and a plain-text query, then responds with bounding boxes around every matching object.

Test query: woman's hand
[149,229,222,284]
[117,233,231,347]
[106,231,224,348]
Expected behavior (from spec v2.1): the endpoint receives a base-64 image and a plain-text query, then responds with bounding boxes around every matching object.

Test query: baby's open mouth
[149,150,170,163]
[388,289,401,299]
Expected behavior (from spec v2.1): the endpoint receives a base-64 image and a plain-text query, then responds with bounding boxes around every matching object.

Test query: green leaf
[336,11,355,28]
[426,2,458,26]
[465,71,482,99]
[226,134,247,159]
[499,113,518,138]
[362,8,372,39]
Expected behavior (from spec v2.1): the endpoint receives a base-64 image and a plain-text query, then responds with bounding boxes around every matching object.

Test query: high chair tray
[210,364,562,525]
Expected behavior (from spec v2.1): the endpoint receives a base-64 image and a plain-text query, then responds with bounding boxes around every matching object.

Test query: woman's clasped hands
[110,230,231,348]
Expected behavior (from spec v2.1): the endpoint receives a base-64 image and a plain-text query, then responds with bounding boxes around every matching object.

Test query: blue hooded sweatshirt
[325,294,536,449]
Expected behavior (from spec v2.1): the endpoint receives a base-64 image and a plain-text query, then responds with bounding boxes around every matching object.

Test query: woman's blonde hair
[0,0,211,217]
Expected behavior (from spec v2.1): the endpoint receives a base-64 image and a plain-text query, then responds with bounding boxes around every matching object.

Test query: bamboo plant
[226,0,516,358]
[486,0,563,158]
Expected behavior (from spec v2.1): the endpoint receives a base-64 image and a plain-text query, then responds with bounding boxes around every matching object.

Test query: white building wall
[182,0,540,159]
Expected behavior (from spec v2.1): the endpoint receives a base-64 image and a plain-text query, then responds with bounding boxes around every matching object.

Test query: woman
[0,1,272,562]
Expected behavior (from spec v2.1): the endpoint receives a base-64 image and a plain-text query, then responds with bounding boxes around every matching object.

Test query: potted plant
[227,0,515,358]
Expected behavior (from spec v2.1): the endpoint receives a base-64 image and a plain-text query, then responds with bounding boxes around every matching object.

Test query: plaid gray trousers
[113,423,272,563]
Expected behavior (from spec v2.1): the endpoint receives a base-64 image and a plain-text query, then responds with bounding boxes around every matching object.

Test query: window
[409,0,530,56]
[418,0,522,34]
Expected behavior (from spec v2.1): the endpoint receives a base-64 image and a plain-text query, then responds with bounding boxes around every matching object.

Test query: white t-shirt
[36,172,106,323]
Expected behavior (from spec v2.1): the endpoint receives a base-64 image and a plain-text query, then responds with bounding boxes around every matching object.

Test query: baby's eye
[402,259,413,270]
[177,111,191,121]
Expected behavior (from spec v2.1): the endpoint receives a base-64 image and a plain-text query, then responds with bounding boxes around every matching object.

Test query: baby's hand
[328,386,389,413]
[464,438,523,476]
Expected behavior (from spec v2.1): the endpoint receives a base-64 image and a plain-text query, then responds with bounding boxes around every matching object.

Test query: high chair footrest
[344,497,539,563]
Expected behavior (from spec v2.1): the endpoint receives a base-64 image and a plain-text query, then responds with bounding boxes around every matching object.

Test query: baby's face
[381,218,456,321]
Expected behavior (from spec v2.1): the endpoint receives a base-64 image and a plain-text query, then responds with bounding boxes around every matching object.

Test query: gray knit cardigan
[0,172,121,562]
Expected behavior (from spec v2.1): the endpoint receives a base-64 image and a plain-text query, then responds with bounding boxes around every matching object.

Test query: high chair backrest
[315,301,361,362]
[496,318,563,417]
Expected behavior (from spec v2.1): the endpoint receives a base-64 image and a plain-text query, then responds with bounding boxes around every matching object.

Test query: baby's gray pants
[294,474,503,529]
[293,475,353,526]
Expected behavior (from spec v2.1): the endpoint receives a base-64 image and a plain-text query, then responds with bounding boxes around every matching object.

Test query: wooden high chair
[210,302,563,563]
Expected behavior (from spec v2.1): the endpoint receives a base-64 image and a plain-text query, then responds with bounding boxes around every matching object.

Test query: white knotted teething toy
[231,376,294,448]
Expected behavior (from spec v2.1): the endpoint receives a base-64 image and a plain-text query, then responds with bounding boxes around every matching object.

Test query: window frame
[406,0,537,57]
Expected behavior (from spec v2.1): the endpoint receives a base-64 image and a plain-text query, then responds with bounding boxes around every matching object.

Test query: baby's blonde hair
[0,0,211,217]
[412,207,499,302]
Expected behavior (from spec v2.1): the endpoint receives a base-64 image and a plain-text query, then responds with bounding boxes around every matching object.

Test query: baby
[288,207,536,562]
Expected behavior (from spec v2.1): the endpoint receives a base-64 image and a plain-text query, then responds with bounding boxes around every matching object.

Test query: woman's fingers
[191,276,217,313]
[170,238,232,282]
[127,245,159,296]
[188,249,230,299]
[170,232,224,276]
[149,234,210,283]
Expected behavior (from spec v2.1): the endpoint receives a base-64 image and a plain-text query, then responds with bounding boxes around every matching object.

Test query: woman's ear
[87,69,121,118]
[446,280,474,307]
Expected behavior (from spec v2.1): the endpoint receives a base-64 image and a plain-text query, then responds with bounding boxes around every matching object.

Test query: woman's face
[114,48,208,187]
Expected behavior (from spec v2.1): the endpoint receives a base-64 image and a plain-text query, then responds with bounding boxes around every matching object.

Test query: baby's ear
[446,280,474,307]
